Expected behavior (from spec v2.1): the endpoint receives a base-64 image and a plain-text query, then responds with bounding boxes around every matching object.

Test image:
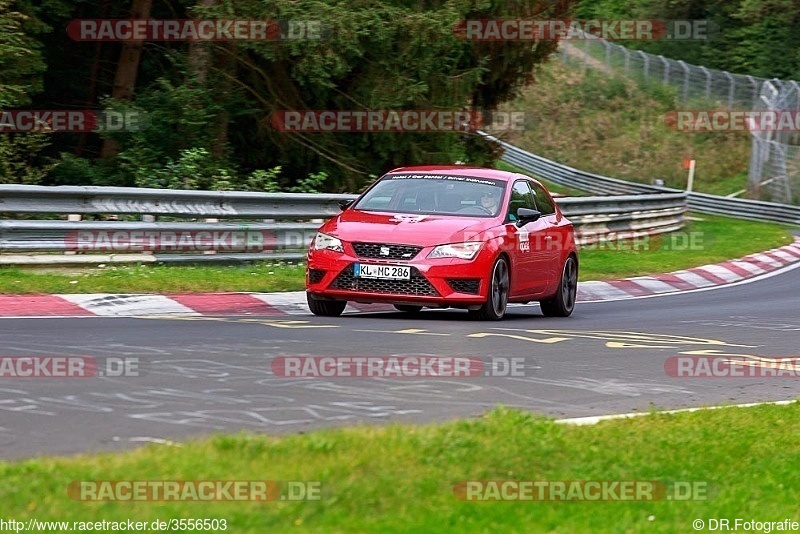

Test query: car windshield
[353,173,507,217]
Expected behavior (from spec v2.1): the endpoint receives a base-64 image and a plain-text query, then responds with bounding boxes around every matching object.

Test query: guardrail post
[64,214,81,255]
[204,218,219,254]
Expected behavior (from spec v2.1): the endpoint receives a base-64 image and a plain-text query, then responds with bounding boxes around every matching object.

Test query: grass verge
[576,214,795,281]
[0,262,307,294]
[3,404,800,532]
[0,214,793,293]
[501,61,753,197]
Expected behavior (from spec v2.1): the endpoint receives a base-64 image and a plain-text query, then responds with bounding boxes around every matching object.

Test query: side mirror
[339,199,354,211]
[515,207,542,226]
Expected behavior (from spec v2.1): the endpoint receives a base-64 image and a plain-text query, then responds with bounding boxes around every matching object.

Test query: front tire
[539,255,578,317]
[469,256,510,321]
[307,293,347,317]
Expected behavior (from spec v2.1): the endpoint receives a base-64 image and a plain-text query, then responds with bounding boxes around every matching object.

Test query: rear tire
[307,293,347,317]
[539,255,578,317]
[468,256,510,321]
[394,305,423,314]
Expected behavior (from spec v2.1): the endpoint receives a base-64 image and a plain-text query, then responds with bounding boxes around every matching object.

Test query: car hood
[322,210,498,247]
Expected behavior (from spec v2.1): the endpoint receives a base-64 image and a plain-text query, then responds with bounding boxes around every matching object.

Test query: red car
[305,166,578,320]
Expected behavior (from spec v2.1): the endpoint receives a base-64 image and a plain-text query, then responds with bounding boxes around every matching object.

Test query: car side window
[507,180,535,221]
[530,182,556,215]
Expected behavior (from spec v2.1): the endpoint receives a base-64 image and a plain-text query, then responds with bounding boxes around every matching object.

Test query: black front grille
[330,264,439,296]
[446,278,481,294]
[352,243,423,261]
[308,269,326,284]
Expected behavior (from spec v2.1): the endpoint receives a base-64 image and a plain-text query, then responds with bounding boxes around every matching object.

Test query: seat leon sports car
[305,166,578,320]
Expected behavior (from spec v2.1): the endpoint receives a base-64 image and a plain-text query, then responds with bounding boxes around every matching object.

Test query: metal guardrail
[558,193,687,244]
[0,184,354,219]
[485,134,800,226]
[685,192,800,225]
[0,184,686,265]
[0,221,322,252]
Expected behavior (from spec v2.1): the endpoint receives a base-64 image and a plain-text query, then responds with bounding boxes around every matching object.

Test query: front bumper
[306,248,489,307]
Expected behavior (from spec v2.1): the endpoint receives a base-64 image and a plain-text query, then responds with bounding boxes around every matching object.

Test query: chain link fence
[749,80,800,204]
[559,37,800,205]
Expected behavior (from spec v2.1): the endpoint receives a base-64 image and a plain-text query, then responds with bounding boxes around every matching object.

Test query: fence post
[700,66,712,100]
[638,50,649,80]
[748,76,759,107]
[677,60,690,103]
[725,72,734,108]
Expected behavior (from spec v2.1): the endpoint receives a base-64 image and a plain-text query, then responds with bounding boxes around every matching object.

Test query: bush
[0,133,51,185]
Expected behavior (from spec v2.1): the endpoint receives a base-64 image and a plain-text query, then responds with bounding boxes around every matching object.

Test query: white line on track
[555,399,798,426]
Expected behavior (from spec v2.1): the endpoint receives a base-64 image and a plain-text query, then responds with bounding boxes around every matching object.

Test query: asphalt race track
[1,263,799,460]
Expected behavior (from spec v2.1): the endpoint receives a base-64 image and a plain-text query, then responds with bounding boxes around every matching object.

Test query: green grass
[0,262,307,294]
[3,404,800,532]
[577,214,795,281]
[1,214,793,293]
[502,62,755,198]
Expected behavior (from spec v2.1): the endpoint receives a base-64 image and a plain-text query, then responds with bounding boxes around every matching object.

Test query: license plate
[354,263,411,280]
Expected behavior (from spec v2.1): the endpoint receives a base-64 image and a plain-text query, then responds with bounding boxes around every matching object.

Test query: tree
[100,0,153,158]
[189,0,578,190]
[0,0,49,185]
[0,0,45,108]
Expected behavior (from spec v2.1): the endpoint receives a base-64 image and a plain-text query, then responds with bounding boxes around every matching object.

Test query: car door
[529,180,562,288]
[506,180,551,296]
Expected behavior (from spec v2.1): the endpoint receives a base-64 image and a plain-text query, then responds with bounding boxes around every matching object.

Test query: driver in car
[480,189,500,214]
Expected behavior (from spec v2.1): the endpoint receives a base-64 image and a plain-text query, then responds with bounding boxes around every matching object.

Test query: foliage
[0,132,51,184]
[10,0,800,190]
[118,145,326,193]
[29,0,576,191]
[0,0,49,184]
[506,62,751,196]
[577,0,800,79]
[0,0,45,108]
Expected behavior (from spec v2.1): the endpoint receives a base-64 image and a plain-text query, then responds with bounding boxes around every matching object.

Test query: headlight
[428,241,483,260]
[312,232,344,253]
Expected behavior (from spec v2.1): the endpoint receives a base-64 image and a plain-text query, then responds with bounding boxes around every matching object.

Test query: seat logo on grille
[380,246,391,256]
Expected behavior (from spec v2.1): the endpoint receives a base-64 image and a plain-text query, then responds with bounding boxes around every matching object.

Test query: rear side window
[530,182,556,215]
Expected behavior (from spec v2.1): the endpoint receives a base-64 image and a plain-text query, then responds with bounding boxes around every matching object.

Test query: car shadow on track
[344,306,574,322]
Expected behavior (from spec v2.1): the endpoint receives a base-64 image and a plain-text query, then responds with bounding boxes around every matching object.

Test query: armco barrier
[0,184,686,265]
[483,133,800,226]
